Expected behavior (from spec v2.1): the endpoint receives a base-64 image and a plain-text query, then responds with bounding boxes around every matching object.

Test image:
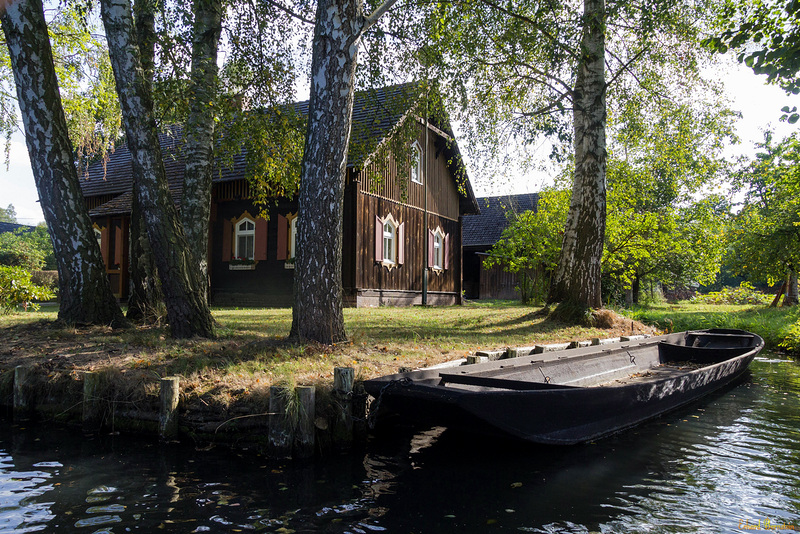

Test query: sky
[0,61,797,226]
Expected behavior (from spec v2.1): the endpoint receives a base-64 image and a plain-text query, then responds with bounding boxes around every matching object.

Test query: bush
[0,266,55,313]
[690,282,771,306]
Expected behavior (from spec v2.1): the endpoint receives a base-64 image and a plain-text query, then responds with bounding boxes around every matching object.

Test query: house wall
[87,122,468,308]
[93,215,129,299]
[358,122,461,221]
[210,199,296,307]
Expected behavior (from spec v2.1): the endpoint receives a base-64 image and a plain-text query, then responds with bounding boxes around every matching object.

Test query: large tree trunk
[127,188,164,322]
[1,0,125,327]
[101,0,216,338]
[289,0,365,344]
[181,0,223,303]
[127,0,163,322]
[783,270,798,306]
[547,0,606,311]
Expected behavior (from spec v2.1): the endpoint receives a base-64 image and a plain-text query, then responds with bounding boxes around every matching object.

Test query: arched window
[383,218,396,265]
[428,226,449,272]
[432,228,444,270]
[410,141,423,184]
[375,214,404,268]
[235,217,255,260]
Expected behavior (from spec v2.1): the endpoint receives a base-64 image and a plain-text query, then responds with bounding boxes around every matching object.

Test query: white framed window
[428,226,449,272]
[410,141,423,185]
[383,218,396,265]
[235,217,255,260]
[289,214,298,260]
[375,214,404,268]
[432,228,445,270]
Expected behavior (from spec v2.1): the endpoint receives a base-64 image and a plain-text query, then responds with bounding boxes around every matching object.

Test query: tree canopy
[727,132,800,285]
[705,0,800,123]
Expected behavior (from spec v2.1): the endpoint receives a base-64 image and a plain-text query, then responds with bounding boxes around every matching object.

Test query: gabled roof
[80,83,477,216]
[0,221,35,234]
[462,193,539,248]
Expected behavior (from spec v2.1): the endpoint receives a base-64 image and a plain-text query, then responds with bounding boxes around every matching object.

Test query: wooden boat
[364,329,764,445]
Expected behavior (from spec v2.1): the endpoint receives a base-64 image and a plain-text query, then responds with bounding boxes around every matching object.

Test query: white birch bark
[182,0,222,303]
[101,0,216,338]
[1,0,125,326]
[290,0,399,343]
[548,0,606,310]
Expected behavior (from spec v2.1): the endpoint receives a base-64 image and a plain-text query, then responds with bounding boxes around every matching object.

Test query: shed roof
[82,83,478,216]
[0,221,35,234]
[462,193,539,248]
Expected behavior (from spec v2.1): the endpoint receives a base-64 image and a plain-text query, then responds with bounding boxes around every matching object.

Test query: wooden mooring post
[293,386,315,460]
[332,367,354,451]
[159,377,180,440]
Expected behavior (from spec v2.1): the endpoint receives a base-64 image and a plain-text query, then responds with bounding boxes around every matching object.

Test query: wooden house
[79,84,479,307]
[462,193,539,300]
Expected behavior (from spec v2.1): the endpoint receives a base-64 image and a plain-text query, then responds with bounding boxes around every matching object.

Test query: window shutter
[114,224,123,266]
[222,219,232,262]
[397,222,405,265]
[427,229,435,268]
[276,214,287,261]
[255,217,268,261]
[374,215,383,262]
[100,226,110,266]
[444,233,451,271]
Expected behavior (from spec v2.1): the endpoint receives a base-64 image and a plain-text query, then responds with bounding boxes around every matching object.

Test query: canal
[2,356,799,533]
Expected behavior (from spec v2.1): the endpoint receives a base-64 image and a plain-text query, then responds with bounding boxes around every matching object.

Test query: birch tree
[289,0,400,344]
[101,0,215,338]
[181,0,222,302]
[422,0,725,316]
[126,0,163,322]
[1,0,125,327]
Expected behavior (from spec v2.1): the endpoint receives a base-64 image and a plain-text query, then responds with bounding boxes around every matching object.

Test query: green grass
[624,301,800,350]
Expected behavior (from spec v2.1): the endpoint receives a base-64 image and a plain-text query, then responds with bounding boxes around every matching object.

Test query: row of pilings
[4,365,368,460]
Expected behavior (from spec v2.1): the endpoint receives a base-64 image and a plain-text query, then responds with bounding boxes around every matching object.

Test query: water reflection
[0,358,798,533]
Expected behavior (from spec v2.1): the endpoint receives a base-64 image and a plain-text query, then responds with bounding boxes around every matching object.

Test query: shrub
[690,282,771,306]
[0,266,55,313]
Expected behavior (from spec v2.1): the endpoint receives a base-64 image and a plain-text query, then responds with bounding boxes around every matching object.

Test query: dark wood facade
[82,85,479,307]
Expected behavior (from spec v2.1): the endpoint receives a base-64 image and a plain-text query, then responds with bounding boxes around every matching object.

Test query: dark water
[2,356,799,533]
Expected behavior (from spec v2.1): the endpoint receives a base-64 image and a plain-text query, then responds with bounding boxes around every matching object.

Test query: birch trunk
[127,0,163,322]
[101,0,215,338]
[289,0,365,343]
[1,0,125,327]
[548,0,606,311]
[127,186,164,321]
[181,0,222,302]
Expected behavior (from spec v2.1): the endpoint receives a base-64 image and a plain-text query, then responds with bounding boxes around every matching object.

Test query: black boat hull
[365,329,763,445]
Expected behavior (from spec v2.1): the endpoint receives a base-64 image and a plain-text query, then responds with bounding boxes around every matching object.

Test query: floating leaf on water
[487,519,498,525]
[510,482,523,488]
[444,514,456,518]
[505,509,515,513]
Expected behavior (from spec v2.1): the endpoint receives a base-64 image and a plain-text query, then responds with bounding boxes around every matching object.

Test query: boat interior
[435,331,758,391]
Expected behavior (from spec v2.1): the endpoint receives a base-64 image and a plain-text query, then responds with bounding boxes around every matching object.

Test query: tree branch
[476,0,580,61]
[259,0,314,24]
[363,0,402,33]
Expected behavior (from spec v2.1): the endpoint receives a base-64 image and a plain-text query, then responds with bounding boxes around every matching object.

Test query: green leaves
[726,131,800,284]
[709,0,800,96]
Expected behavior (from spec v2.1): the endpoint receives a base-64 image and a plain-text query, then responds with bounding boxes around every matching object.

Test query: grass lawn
[0,301,653,407]
[1,300,796,415]
[624,301,800,349]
